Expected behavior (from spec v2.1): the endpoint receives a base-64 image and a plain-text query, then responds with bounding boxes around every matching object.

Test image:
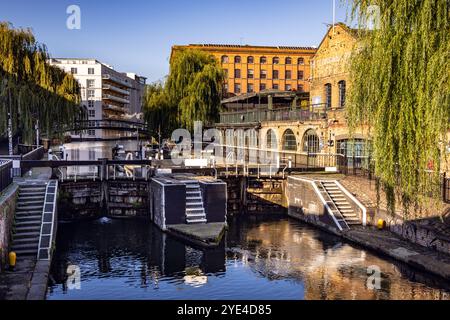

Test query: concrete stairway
[321,181,361,226]
[11,182,47,257]
[183,181,207,224]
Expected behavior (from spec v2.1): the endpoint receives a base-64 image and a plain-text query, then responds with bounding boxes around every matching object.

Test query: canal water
[47,217,450,300]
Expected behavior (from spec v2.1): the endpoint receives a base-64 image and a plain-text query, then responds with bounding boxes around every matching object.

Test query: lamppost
[7,111,13,156]
[35,119,40,147]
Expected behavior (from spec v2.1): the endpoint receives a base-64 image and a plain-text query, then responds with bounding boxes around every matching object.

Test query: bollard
[9,252,16,270]
[377,219,386,230]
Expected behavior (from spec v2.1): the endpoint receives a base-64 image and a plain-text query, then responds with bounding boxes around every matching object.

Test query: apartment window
[338,80,346,108]
[234,69,241,78]
[87,89,95,99]
[87,79,95,88]
[88,149,96,160]
[71,68,77,74]
[247,56,254,64]
[88,68,95,75]
[234,56,241,63]
[260,56,267,64]
[272,70,279,80]
[88,130,95,136]
[273,57,279,64]
[297,84,304,92]
[221,55,229,63]
[298,57,305,65]
[88,100,95,108]
[298,70,304,80]
[260,70,267,79]
[285,84,292,91]
[88,109,95,118]
[247,83,254,93]
[260,83,266,91]
[285,70,292,80]
[247,69,254,79]
[325,83,332,109]
[285,57,292,65]
[273,83,279,90]
[234,83,241,94]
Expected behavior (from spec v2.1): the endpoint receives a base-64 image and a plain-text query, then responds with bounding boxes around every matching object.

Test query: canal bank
[286,176,450,281]
[0,167,56,300]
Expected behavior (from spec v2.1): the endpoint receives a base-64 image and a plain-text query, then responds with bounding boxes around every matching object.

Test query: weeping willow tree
[346,0,450,217]
[0,22,81,144]
[166,49,225,131]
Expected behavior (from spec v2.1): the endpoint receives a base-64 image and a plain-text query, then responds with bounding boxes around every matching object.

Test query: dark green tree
[166,49,225,130]
[0,22,81,144]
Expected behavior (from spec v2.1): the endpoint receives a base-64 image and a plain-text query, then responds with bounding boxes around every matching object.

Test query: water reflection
[48,217,450,300]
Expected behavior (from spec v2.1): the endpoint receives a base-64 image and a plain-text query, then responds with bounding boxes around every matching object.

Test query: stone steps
[322,181,361,227]
[11,184,46,257]
[183,181,206,224]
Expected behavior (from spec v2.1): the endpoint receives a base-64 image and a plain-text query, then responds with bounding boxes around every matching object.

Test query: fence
[443,173,450,203]
[0,145,45,177]
[0,160,13,194]
[219,107,328,124]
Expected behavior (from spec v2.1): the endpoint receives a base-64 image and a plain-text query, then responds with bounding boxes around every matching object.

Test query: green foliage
[346,0,450,215]
[0,22,81,144]
[143,49,225,137]
[143,82,178,138]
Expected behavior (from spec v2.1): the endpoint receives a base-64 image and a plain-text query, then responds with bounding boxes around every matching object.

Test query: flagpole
[332,0,336,35]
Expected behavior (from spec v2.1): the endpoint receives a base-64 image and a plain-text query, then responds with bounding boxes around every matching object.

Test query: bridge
[53,119,151,136]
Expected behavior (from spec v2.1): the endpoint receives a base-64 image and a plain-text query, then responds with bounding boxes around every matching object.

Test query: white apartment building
[49,58,147,140]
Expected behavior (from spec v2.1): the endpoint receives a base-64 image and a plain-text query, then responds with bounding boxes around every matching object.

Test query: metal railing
[442,173,450,203]
[0,160,13,193]
[219,106,328,124]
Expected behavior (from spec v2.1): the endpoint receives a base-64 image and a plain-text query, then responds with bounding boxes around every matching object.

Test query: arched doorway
[302,129,320,154]
[282,129,297,151]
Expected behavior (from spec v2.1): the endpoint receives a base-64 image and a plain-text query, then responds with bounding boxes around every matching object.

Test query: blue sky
[0,0,350,82]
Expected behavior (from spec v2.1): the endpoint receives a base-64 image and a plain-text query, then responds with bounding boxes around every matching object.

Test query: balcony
[103,84,130,96]
[103,104,127,112]
[103,94,130,104]
[219,106,328,124]
[102,74,132,88]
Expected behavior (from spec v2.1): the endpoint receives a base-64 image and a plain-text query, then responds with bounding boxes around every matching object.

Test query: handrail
[291,177,344,231]
[335,180,367,226]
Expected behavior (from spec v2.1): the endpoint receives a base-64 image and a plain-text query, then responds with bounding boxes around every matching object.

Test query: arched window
[285,57,292,64]
[221,55,229,63]
[247,56,254,64]
[298,57,305,65]
[302,129,320,153]
[325,83,332,109]
[234,56,241,63]
[260,56,267,64]
[266,129,277,150]
[338,80,346,108]
[273,57,279,64]
[282,129,297,151]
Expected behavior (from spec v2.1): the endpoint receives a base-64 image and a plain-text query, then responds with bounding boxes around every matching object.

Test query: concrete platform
[167,222,227,248]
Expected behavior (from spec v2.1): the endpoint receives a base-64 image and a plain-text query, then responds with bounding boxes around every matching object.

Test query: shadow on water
[48,216,450,300]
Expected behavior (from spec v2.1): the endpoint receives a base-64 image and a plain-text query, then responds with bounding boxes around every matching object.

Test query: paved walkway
[0,165,52,300]
[344,226,450,280]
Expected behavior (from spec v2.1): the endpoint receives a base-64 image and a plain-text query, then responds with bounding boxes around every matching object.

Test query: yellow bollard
[377,219,386,230]
[9,252,16,270]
